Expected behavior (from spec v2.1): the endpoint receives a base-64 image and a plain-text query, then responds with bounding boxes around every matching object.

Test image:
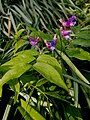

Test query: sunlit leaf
[0,63,31,87]
[18,106,32,120]
[37,54,63,79]
[33,62,68,91]
[36,78,48,87]
[20,99,46,120]
[2,50,38,67]
[14,29,25,39]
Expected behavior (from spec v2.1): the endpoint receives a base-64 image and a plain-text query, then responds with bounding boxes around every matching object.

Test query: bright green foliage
[33,62,68,91]
[18,99,46,120]
[0,49,38,96]
[37,54,63,77]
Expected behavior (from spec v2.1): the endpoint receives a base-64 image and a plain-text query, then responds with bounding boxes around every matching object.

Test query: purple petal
[64,35,71,40]
[62,16,76,27]
[61,30,72,36]
[70,21,76,26]
[28,37,39,46]
[50,46,55,50]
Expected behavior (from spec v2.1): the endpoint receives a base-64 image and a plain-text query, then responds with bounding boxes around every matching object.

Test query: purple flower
[44,34,58,50]
[61,28,72,40]
[28,37,39,46]
[62,16,76,27]
[59,16,76,40]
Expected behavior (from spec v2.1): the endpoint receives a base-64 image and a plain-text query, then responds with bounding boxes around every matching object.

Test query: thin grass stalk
[72,72,79,108]
[8,16,11,40]
[2,97,13,120]
[80,86,90,108]
[63,74,90,89]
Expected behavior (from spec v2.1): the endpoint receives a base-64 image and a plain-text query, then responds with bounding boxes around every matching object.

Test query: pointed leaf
[77,30,90,39]
[14,29,25,39]
[37,54,61,69]
[37,54,63,77]
[45,91,70,103]
[2,50,38,67]
[0,64,31,87]
[20,99,46,120]
[33,62,68,91]
[18,106,32,120]
[72,38,90,47]
[66,48,90,61]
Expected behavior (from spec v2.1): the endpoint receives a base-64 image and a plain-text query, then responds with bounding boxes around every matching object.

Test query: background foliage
[0,0,87,35]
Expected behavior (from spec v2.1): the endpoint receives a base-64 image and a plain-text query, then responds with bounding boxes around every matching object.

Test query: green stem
[55,49,89,84]
[2,97,13,120]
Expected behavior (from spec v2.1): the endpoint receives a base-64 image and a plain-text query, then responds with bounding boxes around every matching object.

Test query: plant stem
[55,49,90,84]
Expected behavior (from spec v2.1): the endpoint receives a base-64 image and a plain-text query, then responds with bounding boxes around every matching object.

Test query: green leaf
[37,54,63,79]
[66,48,90,61]
[36,78,48,87]
[33,62,68,91]
[8,79,20,104]
[14,39,29,53]
[77,30,90,39]
[2,50,38,67]
[14,49,39,57]
[30,31,53,41]
[0,63,31,87]
[14,39,24,53]
[20,99,46,120]
[45,92,70,103]
[72,38,90,47]
[18,106,32,120]
[14,29,25,39]
[0,86,2,97]
[20,74,36,84]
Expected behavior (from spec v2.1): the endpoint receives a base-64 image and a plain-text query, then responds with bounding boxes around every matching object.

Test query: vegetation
[0,0,90,120]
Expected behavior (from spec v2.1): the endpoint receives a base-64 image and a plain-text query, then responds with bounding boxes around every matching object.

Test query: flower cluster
[28,16,76,51]
[59,16,76,40]
[28,34,58,51]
